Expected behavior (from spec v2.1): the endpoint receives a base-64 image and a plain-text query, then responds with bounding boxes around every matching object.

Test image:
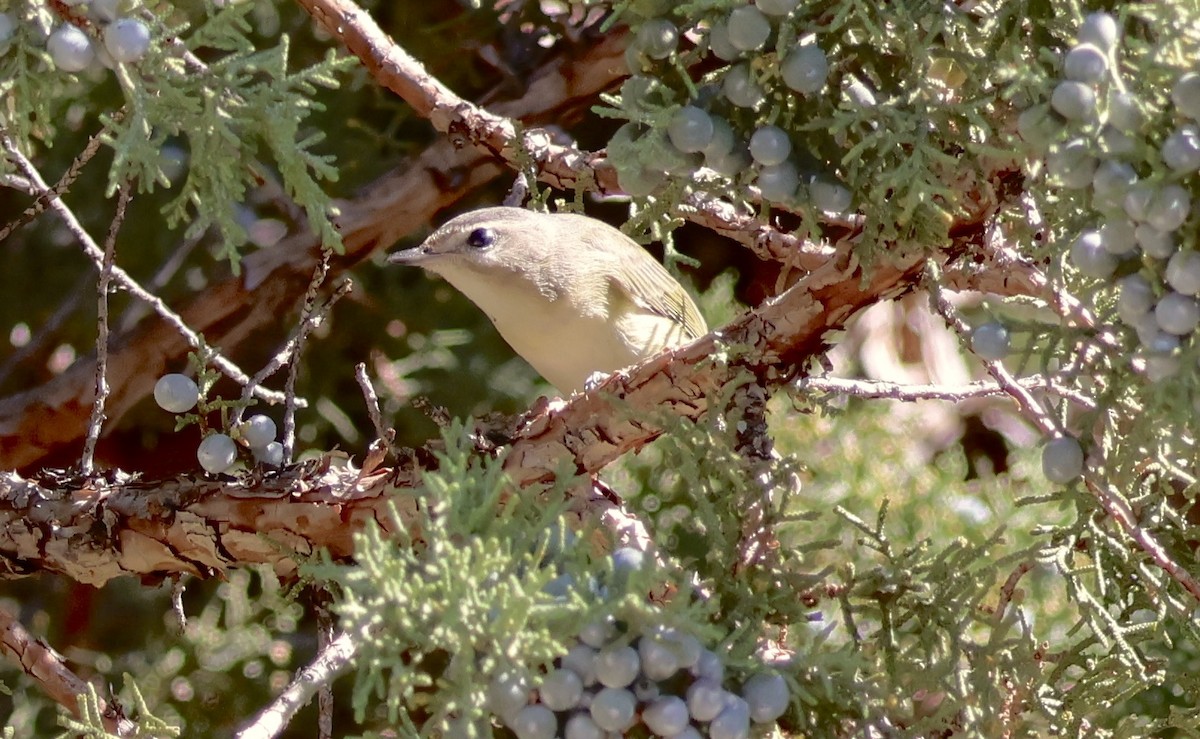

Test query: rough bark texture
[0,463,415,586]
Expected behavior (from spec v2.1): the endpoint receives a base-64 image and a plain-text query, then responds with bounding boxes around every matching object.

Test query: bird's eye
[467,227,496,249]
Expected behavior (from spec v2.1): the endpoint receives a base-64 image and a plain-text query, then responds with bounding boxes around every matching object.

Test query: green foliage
[595,0,1015,257]
[312,275,1199,736]
[986,7,1200,684]
[695,268,741,328]
[1,0,1199,735]
[15,357,1186,736]
[0,4,67,144]
[313,422,715,734]
[0,1,351,271]
[764,397,1200,734]
[58,678,180,738]
[119,570,305,735]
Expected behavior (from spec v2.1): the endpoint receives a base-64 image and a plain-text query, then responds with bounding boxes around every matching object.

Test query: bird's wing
[607,255,708,340]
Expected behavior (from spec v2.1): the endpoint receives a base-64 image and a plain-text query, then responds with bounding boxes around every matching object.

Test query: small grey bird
[389,207,707,393]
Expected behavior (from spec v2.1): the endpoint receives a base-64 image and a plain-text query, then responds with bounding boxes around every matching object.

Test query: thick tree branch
[0,463,414,585]
[295,0,1057,291]
[503,240,942,484]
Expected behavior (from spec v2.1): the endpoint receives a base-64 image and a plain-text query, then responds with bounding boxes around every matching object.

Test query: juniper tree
[0,0,1197,736]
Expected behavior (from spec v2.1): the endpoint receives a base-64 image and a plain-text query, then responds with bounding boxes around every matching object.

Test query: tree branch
[296,0,842,269]
[0,606,135,734]
[235,630,358,739]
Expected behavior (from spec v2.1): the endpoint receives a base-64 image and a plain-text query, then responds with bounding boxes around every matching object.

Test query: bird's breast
[433,263,680,393]
[485,288,639,393]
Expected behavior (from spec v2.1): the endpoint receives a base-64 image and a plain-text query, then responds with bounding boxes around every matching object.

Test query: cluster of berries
[489,551,789,739]
[154,374,283,473]
[0,2,152,73]
[1015,12,1200,483]
[613,1,850,212]
[1021,13,1200,382]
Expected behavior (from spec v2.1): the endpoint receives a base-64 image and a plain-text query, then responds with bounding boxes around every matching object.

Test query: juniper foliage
[0,0,1198,736]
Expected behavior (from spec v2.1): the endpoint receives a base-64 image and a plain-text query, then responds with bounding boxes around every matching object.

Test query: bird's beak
[387,246,433,265]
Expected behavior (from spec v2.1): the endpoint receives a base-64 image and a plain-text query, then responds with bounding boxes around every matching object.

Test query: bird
[388,206,707,394]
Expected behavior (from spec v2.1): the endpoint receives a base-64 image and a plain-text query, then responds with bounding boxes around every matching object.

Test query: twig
[0,172,36,193]
[926,266,1059,438]
[412,396,453,428]
[81,183,134,474]
[316,592,336,739]
[0,121,113,244]
[992,561,1034,624]
[1081,480,1200,603]
[232,272,353,428]
[0,606,134,735]
[171,578,188,632]
[234,630,359,739]
[0,133,295,406]
[503,171,529,207]
[281,251,351,463]
[282,251,332,461]
[1008,191,1107,333]
[354,362,388,443]
[233,336,309,428]
[117,231,204,332]
[354,363,395,476]
[974,224,1124,388]
[798,375,1097,410]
